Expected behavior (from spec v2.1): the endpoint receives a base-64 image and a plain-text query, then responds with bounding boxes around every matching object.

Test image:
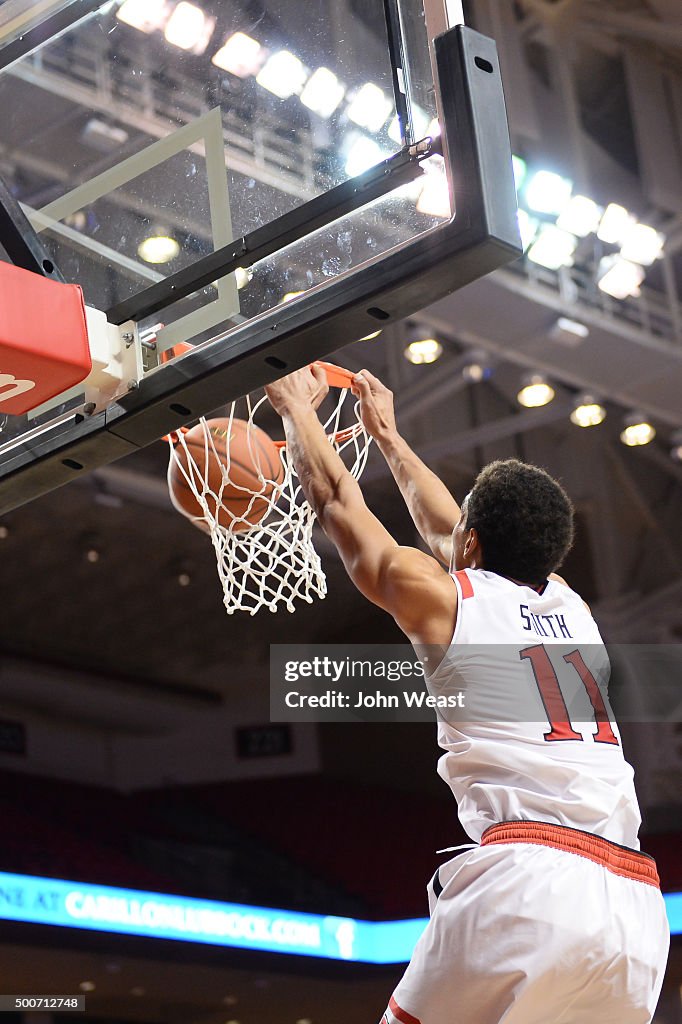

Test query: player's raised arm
[351,369,461,568]
[265,366,456,646]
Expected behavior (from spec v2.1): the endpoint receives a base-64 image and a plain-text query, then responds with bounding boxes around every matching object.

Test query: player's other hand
[265,364,329,417]
[351,369,398,443]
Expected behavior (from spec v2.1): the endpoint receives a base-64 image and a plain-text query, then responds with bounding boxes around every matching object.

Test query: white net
[167,374,371,615]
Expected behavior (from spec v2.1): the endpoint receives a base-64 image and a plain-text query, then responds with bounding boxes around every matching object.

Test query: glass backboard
[0,0,520,509]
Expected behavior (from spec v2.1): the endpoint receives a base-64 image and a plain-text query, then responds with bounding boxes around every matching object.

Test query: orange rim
[163,356,359,446]
[313,360,355,390]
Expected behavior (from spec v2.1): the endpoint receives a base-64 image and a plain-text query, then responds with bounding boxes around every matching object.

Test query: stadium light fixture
[347,83,393,133]
[405,338,443,365]
[597,255,645,300]
[620,223,665,267]
[620,412,655,447]
[549,317,589,347]
[163,2,215,53]
[527,225,578,270]
[256,50,308,98]
[344,136,386,177]
[597,203,636,245]
[524,170,573,216]
[300,67,345,118]
[462,350,492,383]
[556,195,602,238]
[138,234,180,264]
[517,374,555,408]
[570,395,606,428]
[117,0,168,32]
[211,32,265,77]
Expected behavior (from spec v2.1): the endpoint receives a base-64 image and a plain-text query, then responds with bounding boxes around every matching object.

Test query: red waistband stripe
[481,821,660,888]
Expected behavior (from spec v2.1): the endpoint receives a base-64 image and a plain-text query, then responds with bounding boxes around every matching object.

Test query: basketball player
[265,364,669,1024]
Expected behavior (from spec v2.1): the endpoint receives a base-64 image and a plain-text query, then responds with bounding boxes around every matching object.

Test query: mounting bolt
[83,402,97,416]
[122,331,135,347]
[127,380,139,391]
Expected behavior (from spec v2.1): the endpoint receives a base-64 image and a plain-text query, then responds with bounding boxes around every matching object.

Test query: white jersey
[429,568,642,847]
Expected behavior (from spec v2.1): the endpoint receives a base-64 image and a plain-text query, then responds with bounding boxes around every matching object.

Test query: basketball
[168,418,284,532]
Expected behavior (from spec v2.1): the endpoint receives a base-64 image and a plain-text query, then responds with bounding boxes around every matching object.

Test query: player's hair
[465,459,574,585]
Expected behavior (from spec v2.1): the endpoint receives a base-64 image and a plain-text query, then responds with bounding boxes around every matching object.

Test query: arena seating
[0,770,678,919]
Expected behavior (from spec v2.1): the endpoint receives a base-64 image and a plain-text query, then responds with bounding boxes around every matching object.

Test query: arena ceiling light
[597,203,636,245]
[117,0,168,32]
[462,350,492,383]
[137,233,180,264]
[347,83,393,133]
[620,412,656,447]
[570,395,606,428]
[524,170,573,216]
[404,338,443,365]
[344,136,387,177]
[211,32,265,77]
[517,373,555,408]
[597,255,645,300]
[620,223,665,267]
[556,195,602,238]
[163,1,215,54]
[300,67,346,118]
[256,50,308,98]
[526,225,578,270]
[548,317,589,346]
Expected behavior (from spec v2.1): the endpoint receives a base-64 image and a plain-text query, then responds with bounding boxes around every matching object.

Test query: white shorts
[381,822,670,1024]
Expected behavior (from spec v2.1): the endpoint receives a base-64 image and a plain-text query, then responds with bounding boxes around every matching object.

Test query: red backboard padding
[0,262,92,414]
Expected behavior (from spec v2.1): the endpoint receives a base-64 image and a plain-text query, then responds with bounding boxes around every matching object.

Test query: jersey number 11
[520,645,619,745]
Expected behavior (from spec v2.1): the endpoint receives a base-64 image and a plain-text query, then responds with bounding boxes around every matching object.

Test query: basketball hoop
[166,362,372,615]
